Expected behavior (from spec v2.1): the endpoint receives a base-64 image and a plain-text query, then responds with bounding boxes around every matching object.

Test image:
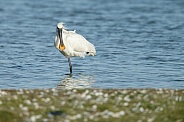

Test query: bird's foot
[64,73,72,77]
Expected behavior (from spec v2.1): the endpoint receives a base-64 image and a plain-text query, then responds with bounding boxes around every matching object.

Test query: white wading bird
[54,22,96,75]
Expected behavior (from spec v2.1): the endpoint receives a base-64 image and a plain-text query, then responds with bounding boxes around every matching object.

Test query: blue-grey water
[0,0,184,89]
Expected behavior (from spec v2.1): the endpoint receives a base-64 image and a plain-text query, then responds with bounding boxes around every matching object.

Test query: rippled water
[0,0,184,89]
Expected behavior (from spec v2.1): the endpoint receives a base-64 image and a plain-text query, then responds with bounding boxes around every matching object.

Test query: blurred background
[0,0,184,89]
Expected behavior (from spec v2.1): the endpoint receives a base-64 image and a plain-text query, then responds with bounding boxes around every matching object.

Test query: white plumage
[54,22,96,75]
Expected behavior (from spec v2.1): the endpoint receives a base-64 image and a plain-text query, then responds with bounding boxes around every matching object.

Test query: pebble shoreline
[0,89,183,122]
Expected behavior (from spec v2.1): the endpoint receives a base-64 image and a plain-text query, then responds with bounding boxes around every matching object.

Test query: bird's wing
[65,32,95,53]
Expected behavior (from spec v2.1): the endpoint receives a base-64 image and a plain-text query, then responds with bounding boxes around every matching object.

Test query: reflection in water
[56,74,96,89]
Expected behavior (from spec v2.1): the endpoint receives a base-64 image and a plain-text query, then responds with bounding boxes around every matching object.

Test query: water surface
[0,0,184,89]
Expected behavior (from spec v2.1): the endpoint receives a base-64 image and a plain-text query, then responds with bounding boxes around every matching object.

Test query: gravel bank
[0,89,183,122]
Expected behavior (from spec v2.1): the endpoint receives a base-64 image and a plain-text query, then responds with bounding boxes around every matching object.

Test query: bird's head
[56,22,65,51]
[57,22,64,29]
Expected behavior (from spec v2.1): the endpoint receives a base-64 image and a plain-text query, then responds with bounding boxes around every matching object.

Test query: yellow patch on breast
[59,44,66,51]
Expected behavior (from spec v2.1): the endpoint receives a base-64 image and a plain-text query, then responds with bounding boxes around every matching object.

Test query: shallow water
[0,0,184,89]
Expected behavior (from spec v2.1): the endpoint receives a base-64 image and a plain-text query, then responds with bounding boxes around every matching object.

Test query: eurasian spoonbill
[54,22,96,75]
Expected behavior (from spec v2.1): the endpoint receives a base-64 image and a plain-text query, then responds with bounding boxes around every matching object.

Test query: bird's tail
[87,43,96,56]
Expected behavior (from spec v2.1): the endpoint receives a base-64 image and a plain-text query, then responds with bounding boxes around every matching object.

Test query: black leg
[68,58,72,75]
